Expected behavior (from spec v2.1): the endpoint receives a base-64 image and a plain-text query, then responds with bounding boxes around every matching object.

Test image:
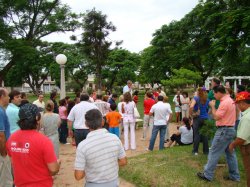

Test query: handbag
[134,107,140,118]
[191,109,200,118]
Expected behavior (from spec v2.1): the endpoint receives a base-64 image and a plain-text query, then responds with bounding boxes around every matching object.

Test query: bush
[200,119,217,139]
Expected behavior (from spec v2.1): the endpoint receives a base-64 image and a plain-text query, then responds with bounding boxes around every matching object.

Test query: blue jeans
[149,125,166,150]
[109,127,120,138]
[204,127,240,181]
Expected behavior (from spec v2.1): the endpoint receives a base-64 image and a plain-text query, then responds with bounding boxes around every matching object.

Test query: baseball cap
[235,91,250,103]
[19,103,40,121]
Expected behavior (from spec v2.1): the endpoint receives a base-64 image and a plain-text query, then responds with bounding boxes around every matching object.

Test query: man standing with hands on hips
[197,85,240,182]
[229,91,250,186]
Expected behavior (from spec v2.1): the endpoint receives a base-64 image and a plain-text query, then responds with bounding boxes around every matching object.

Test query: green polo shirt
[237,107,250,145]
[208,90,220,109]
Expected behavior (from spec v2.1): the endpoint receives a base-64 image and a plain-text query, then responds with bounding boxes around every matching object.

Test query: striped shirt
[75,129,126,183]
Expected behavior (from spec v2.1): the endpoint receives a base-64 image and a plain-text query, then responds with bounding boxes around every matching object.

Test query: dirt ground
[53,123,178,187]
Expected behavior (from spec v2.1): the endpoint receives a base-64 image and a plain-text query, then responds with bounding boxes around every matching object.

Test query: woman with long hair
[189,87,210,155]
[165,117,193,147]
[122,92,136,150]
[40,100,61,158]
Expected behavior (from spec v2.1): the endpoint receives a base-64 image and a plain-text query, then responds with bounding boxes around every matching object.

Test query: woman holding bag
[189,87,210,156]
[122,92,136,150]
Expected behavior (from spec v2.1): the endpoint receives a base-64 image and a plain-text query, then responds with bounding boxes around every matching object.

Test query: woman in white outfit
[122,92,136,150]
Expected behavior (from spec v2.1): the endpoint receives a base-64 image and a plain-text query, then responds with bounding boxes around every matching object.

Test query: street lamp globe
[56,54,67,65]
[56,54,67,99]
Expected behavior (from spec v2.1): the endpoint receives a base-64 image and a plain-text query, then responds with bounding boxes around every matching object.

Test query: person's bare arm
[189,99,196,116]
[74,170,86,180]
[68,120,73,137]
[229,138,245,153]
[118,157,127,166]
[149,112,153,116]
[0,132,7,156]
[168,113,173,123]
[47,159,61,176]
[210,100,221,121]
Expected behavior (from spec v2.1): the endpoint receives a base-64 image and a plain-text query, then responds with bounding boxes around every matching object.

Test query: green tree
[161,68,202,89]
[78,8,120,94]
[102,49,139,91]
[0,0,79,86]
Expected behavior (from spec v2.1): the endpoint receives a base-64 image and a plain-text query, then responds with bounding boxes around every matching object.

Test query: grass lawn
[119,145,246,187]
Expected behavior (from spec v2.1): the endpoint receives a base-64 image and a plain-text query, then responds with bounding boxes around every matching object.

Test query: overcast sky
[43,0,199,53]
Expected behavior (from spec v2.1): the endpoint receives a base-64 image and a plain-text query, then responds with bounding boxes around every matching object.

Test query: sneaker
[140,137,146,141]
[223,176,240,182]
[194,152,198,156]
[197,172,211,182]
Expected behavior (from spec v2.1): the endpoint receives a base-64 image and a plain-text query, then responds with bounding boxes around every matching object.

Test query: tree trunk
[96,65,102,95]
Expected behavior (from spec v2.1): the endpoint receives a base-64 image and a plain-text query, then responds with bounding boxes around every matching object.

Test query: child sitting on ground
[106,103,122,138]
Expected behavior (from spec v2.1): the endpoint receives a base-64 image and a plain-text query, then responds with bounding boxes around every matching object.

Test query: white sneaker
[140,137,146,141]
[194,152,198,156]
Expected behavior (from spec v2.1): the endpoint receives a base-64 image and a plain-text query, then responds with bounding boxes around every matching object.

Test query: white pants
[123,122,136,150]
[0,155,13,187]
[142,115,153,139]
[182,109,189,118]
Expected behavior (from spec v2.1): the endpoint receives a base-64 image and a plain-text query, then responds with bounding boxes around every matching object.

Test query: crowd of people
[0,77,250,186]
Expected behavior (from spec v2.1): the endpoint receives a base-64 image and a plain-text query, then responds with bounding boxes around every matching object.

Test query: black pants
[59,119,68,144]
[170,134,184,145]
[192,118,209,154]
[74,129,90,147]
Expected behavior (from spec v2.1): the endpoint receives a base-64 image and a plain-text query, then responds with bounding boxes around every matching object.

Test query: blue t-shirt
[0,106,11,139]
[194,96,209,119]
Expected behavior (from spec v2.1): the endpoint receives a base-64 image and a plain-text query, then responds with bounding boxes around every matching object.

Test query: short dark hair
[96,94,102,100]
[110,103,117,111]
[85,109,102,130]
[59,99,66,106]
[213,85,226,94]
[112,93,118,98]
[21,92,26,99]
[80,93,89,101]
[65,96,70,100]
[50,91,57,99]
[182,92,188,97]
[212,78,221,85]
[9,90,20,102]
[158,95,164,101]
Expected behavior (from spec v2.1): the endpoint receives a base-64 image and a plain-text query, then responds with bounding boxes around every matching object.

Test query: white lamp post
[56,54,67,99]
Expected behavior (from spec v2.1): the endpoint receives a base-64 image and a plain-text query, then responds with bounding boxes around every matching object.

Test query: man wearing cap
[6,103,61,186]
[0,88,13,187]
[229,91,250,186]
[74,109,127,186]
[197,85,240,182]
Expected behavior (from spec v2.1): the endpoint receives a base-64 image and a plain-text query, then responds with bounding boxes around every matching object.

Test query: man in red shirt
[7,103,61,187]
[141,91,155,140]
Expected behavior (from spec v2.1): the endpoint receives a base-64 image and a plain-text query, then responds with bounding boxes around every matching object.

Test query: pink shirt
[59,106,67,120]
[215,95,236,126]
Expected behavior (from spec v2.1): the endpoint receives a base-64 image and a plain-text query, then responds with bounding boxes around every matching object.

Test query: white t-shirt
[150,101,172,126]
[67,101,98,129]
[123,85,132,95]
[33,99,45,109]
[179,126,193,144]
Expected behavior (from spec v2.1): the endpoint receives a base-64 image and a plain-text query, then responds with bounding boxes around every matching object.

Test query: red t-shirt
[7,130,57,187]
[106,111,122,128]
[133,95,139,104]
[144,98,155,114]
